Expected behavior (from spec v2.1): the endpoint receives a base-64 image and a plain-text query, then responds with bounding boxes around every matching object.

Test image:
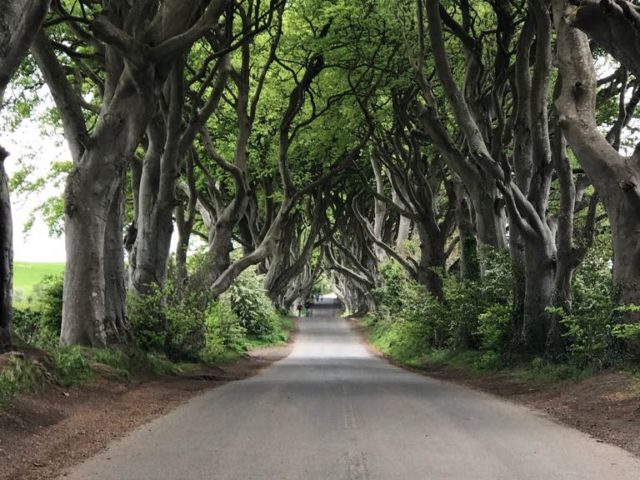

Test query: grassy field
[13,262,64,308]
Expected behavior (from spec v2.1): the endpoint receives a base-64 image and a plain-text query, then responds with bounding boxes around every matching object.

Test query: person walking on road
[304,299,312,318]
[296,304,303,317]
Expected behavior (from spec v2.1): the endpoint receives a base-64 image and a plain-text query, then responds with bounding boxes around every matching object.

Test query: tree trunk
[104,180,127,343]
[416,224,444,300]
[0,0,52,351]
[395,214,411,254]
[509,226,526,341]
[371,155,387,262]
[521,239,556,353]
[455,182,480,281]
[129,118,176,296]
[62,181,110,347]
[0,149,12,351]
[553,0,640,354]
[468,182,508,251]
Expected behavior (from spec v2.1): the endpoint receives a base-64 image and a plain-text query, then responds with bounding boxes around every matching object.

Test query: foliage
[12,262,64,308]
[200,301,247,362]
[35,274,64,341]
[12,308,42,345]
[53,346,93,386]
[0,356,48,409]
[312,274,331,295]
[127,281,206,361]
[553,246,618,368]
[369,253,513,367]
[226,268,279,339]
[12,274,64,348]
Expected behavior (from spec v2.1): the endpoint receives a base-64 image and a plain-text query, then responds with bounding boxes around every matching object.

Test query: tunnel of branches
[2,0,640,360]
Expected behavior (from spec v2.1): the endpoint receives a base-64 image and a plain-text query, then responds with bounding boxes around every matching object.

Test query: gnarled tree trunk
[0,0,51,351]
[553,0,640,355]
[0,148,12,351]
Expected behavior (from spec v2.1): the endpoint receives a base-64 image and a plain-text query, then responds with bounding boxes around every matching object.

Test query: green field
[13,262,64,308]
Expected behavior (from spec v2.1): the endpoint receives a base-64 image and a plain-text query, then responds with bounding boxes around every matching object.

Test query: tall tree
[553,0,640,353]
[33,0,229,346]
[0,0,50,351]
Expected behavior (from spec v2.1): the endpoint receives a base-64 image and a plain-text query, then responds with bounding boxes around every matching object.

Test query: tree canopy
[1,0,640,363]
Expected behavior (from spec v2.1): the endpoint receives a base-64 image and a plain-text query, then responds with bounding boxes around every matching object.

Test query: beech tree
[3,0,640,363]
[553,0,640,346]
[33,0,229,346]
[0,0,50,351]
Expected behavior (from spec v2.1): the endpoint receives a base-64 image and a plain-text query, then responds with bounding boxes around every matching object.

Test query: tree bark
[34,0,228,345]
[0,149,12,351]
[0,0,51,351]
[104,179,127,343]
[454,181,480,281]
[553,0,640,350]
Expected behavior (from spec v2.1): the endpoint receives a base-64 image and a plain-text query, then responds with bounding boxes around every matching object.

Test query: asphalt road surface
[61,300,640,479]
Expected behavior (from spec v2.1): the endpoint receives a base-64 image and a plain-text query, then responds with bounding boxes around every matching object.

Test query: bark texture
[554,0,640,346]
[0,0,51,351]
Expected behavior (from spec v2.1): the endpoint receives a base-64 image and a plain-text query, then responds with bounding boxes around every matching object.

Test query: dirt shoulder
[351,318,640,458]
[0,338,295,480]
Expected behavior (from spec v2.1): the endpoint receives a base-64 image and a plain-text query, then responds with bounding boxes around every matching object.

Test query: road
[61,301,640,479]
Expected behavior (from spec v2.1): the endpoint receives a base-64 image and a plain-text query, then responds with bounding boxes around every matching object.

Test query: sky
[4,111,67,263]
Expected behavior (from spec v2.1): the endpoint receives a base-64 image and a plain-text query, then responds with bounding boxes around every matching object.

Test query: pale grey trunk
[0,150,12,351]
[0,0,51,350]
[468,183,507,251]
[553,0,640,354]
[371,156,387,261]
[129,120,176,295]
[395,215,411,253]
[104,180,127,342]
[62,173,110,346]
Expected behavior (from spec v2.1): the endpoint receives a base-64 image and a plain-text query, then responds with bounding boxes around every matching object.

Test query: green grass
[360,316,598,386]
[13,262,64,308]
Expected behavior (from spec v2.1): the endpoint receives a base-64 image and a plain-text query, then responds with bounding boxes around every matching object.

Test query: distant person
[304,299,312,317]
[296,304,303,317]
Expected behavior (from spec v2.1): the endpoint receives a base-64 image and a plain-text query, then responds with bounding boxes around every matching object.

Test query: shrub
[0,356,48,408]
[12,308,43,345]
[557,247,618,368]
[477,304,512,354]
[128,281,207,360]
[200,301,247,362]
[53,346,93,386]
[12,275,63,348]
[36,274,64,339]
[226,268,278,339]
[127,287,167,352]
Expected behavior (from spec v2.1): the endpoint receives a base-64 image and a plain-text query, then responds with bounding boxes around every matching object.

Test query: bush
[128,281,207,360]
[12,275,63,348]
[367,252,514,367]
[200,301,247,362]
[12,308,43,345]
[477,304,512,354]
[37,274,64,339]
[226,268,279,339]
[555,247,618,368]
[53,346,93,386]
[127,287,167,352]
[0,356,48,408]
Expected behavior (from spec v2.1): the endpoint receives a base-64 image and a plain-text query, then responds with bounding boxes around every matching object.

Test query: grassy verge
[0,346,196,410]
[0,315,296,411]
[359,315,633,387]
[244,315,295,349]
